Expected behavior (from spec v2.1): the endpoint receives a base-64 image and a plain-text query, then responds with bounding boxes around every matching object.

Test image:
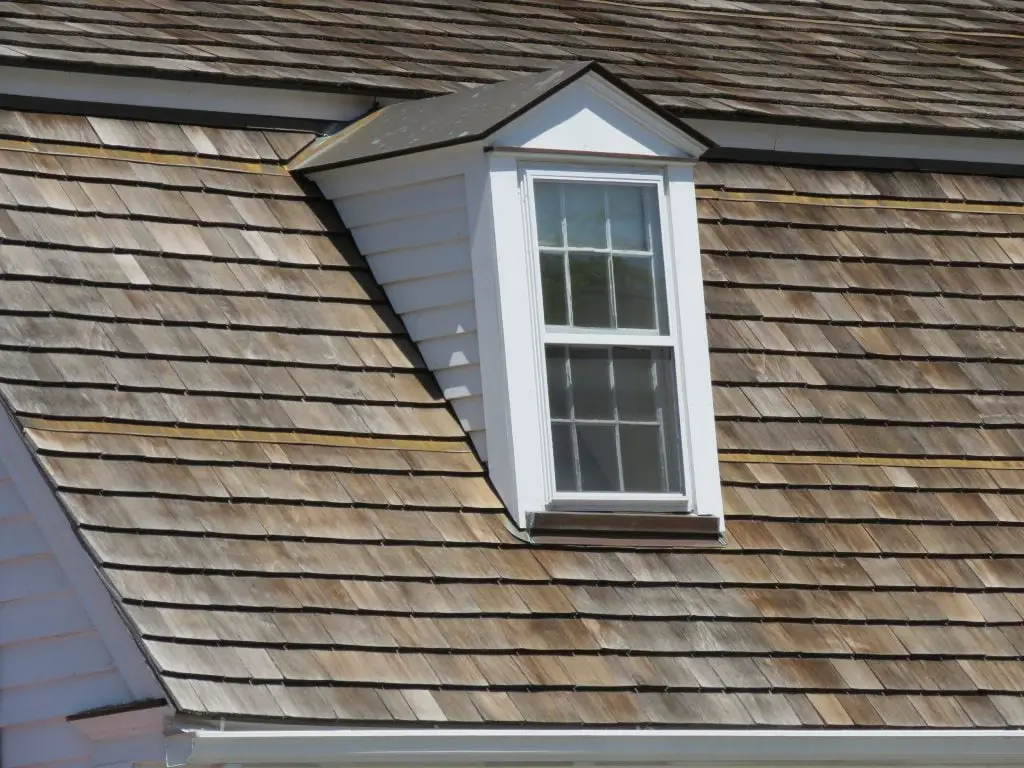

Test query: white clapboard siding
[0,589,96,645]
[0,467,138,768]
[1,633,115,690]
[1,672,133,729]
[2,721,90,768]
[402,303,477,343]
[0,517,49,561]
[325,169,487,457]
[0,555,68,603]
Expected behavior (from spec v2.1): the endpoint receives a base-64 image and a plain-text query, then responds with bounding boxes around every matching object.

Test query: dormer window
[527,173,687,506]
[296,61,723,543]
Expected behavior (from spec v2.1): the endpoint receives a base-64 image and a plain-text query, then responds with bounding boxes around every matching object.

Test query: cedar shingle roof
[5,106,1024,727]
[4,1,1024,137]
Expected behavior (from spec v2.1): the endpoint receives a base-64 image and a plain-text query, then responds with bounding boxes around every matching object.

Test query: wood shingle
[6,2,1024,136]
[3,106,1024,726]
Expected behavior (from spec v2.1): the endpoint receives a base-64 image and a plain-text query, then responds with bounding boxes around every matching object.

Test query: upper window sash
[534,179,669,337]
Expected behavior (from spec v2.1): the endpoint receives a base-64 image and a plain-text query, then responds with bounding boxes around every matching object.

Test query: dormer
[294,62,722,544]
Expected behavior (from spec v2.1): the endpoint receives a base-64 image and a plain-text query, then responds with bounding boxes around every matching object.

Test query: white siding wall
[0,464,137,768]
[325,170,487,456]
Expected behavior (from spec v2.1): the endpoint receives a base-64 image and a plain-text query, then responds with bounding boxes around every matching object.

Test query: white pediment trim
[493,72,706,159]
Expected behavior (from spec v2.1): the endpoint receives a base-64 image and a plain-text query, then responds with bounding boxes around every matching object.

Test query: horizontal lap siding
[328,173,486,456]
[0,462,132,768]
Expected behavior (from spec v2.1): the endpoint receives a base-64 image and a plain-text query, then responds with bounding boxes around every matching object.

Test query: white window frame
[477,152,722,527]
[522,165,693,512]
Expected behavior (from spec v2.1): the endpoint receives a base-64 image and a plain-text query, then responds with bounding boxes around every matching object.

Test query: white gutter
[167,728,1024,767]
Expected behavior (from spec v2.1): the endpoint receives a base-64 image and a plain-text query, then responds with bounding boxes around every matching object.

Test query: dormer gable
[297,64,721,545]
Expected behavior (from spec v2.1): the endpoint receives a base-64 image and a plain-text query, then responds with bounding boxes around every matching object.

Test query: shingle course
[3,107,1024,725]
[4,1,1024,135]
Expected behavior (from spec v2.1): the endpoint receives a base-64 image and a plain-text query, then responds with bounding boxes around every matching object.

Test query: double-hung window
[299,63,722,535]
[525,169,691,512]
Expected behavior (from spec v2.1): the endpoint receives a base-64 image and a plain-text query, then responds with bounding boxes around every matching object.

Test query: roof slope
[5,107,1024,727]
[4,1,1024,137]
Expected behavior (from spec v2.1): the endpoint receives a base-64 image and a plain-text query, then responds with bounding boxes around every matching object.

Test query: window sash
[545,343,683,496]
[535,180,669,336]
[526,170,692,508]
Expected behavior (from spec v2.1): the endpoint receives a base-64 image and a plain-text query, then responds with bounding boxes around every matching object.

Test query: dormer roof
[292,62,710,172]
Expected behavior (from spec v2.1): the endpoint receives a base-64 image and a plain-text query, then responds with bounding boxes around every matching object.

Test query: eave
[168,728,1024,767]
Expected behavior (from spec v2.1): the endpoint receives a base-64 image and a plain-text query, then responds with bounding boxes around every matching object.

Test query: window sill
[549,493,692,513]
[522,510,723,548]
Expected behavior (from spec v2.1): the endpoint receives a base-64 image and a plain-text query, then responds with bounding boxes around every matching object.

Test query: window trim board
[521,166,691,505]
[665,163,724,526]
[474,155,722,528]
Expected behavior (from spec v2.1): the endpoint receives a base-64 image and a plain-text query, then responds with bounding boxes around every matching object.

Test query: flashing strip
[719,451,1024,470]
[0,137,283,174]
[168,727,1024,767]
[698,188,1024,215]
[22,417,472,454]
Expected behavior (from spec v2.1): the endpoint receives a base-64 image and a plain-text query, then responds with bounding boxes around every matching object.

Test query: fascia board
[69,701,171,742]
[174,728,1024,767]
[688,118,1024,166]
[0,65,371,124]
[307,141,479,200]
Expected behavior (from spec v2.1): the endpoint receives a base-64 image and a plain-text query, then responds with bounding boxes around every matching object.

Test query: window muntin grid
[532,179,686,498]
[546,345,683,493]
[534,181,668,334]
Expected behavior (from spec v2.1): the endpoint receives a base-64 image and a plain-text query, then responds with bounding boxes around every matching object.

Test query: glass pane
[609,185,647,251]
[545,345,570,420]
[620,424,664,492]
[653,351,684,494]
[534,182,563,247]
[569,252,612,328]
[540,250,568,325]
[551,422,577,491]
[564,184,606,248]
[547,345,685,497]
[613,256,657,330]
[576,424,619,491]
[663,436,683,494]
[613,348,656,421]
[570,347,613,419]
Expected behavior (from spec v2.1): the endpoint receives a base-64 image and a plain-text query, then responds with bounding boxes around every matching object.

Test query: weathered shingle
[2,2,1024,136]
[3,106,1024,726]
